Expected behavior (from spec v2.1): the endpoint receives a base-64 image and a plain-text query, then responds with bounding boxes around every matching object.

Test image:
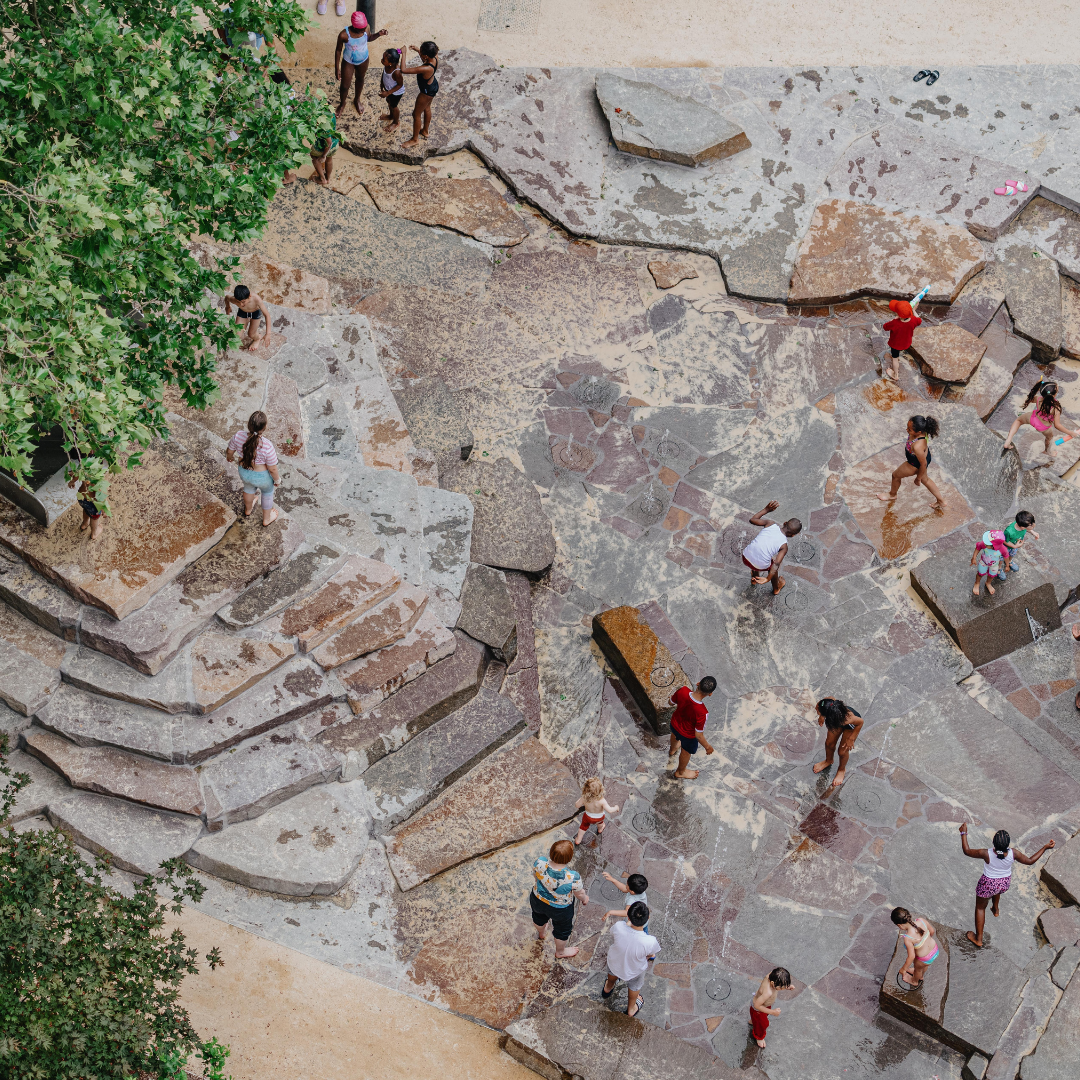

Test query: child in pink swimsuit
[1002,380,1077,459]
[891,907,939,990]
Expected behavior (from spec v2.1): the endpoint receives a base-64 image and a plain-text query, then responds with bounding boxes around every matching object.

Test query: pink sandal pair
[994,181,1029,196]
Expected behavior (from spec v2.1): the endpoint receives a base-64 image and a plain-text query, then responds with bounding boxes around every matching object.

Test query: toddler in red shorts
[750,967,790,1048]
[573,777,619,845]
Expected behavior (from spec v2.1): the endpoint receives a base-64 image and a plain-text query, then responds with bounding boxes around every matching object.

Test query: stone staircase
[0,301,555,896]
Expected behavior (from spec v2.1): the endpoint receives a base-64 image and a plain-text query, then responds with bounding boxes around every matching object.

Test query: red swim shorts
[580,812,605,829]
[750,1007,769,1041]
[742,554,768,574]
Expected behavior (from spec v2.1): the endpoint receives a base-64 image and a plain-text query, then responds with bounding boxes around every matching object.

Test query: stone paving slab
[163,347,270,442]
[1020,965,1080,1080]
[263,371,304,458]
[361,687,526,827]
[1042,831,1080,905]
[48,792,203,877]
[186,780,369,896]
[0,450,235,620]
[310,583,427,670]
[458,563,517,663]
[274,462,380,558]
[78,515,304,675]
[317,631,486,772]
[274,553,400,652]
[190,632,295,713]
[392,377,475,471]
[3,747,73,823]
[61,644,195,714]
[365,172,529,247]
[994,243,1062,362]
[984,973,1061,1080]
[385,737,579,890]
[595,72,751,167]
[789,200,985,306]
[0,548,82,639]
[0,637,61,716]
[418,486,474,598]
[1037,907,1080,948]
[23,728,203,817]
[337,608,457,715]
[337,464,425,585]
[911,324,988,384]
[198,720,341,828]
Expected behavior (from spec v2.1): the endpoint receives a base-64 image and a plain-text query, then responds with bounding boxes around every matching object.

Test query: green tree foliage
[0,734,227,1078]
[0,0,330,509]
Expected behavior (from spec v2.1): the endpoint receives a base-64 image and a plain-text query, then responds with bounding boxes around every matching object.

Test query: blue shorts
[675,732,699,755]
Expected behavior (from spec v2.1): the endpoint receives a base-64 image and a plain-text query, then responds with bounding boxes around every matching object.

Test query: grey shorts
[609,969,645,991]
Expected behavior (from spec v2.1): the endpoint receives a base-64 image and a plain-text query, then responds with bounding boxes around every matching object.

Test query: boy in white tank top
[741,500,802,596]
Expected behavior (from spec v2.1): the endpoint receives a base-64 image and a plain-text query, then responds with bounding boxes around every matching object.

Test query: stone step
[309,583,427,670]
[274,462,380,557]
[268,553,400,652]
[317,630,487,773]
[0,447,235,620]
[985,973,1061,1080]
[215,542,347,630]
[302,384,360,464]
[185,781,370,896]
[361,686,527,827]
[77,516,304,675]
[54,655,342,759]
[0,547,81,639]
[503,997,757,1080]
[391,375,475,473]
[417,485,473,599]
[23,728,203,817]
[1021,963,1080,1080]
[190,632,295,713]
[2,747,73,823]
[0,636,62,716]
[385,736,579,890]
[48,793,204,877]
[62,644,192,713]
[335,608,456,715]
[344,373,428,478]
[197,719,340,828]
[337,464,424,585]
[1042,831,1080,905]
[457,563,518,664]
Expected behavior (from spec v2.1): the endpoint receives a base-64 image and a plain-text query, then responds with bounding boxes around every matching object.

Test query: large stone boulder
[595,73,750,167]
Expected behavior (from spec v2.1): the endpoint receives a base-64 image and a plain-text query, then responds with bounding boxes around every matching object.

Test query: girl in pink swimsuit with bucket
[1002,381,1078,459]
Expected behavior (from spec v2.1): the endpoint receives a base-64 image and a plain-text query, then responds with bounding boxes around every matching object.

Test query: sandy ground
[174,907,533,1080]
[283,0,1079,70]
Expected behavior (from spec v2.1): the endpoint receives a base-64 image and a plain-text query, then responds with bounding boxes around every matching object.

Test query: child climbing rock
[1002,381,1078,459]
[881,296,924,383]
[971,529,1009,596]
[1003,510,1038,573]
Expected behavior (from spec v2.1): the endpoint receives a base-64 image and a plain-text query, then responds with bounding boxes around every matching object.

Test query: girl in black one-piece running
[401,42,439,149]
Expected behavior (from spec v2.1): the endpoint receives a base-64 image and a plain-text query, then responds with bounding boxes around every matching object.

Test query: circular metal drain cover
[654,439,680,461]
[638,490,665,518]
[728,531,750,558]
[782,729,815,755]
[600,879,625,903]
[650,666,676,688]
[632,811,658,835]
[578,378,607,405]
[705,978,732,1002]
[791,540,817,564]
[784,590,808,612]
[556,443,588,469]
[856,789,882,813]
[658,922,693,953]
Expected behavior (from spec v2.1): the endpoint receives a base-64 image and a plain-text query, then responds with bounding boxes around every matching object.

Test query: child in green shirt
[1003,510,1038,573]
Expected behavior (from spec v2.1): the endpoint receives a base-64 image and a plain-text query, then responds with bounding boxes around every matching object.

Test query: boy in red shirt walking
[881,298,923,383]
[668,676,717,780]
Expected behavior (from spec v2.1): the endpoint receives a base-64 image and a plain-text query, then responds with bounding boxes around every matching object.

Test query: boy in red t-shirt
[881,298,923,383]
[667,676,717,780]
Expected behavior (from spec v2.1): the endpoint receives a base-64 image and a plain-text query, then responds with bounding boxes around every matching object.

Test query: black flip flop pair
[914,70,940,87]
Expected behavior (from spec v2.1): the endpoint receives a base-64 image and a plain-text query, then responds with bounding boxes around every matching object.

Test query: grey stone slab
[317,631,486,772]
[186,781,369,896]
[216,543,346,630]
[198,720,341,828]
[566,373,623,415]
[337,464,424,585]
[302,384,358,463]
[268,341,328,396]
[36,684,180,762]
[1021,965,1080,1080]
[457,563,517,663]
[689,406,837,528]
[1017,470,1080,596]
[911,544,1060,668]
[1008,196,1080,284]
[181,657,344,764]
[1050,945,1080,990]
[504,996,758,1080]
[61,644,194,714]
[994,243,1062,361]
[418,486,473,598]
[0,638,61,716]
[392,377,474,468]
[0,549,82,640]
[984,974,1060,1080]
[1038,907,1080,948]
[3,747,72,822]
[628,405,751,459]
[48,793,203,877]
[440,456,556,574]
[596,72,750,168]
[1043,832,1080,906]
[274,462,380,558]
[360,687,526,827]
[0,699,30,742]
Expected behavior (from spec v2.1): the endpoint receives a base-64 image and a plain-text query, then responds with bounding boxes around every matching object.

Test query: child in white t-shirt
[600,902,659,1017]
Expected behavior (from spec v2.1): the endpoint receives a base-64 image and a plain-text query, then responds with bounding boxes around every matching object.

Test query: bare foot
[674,769,699,780]
[1072,623,1080,641]
[812,760,833,774]
[876,492,897,502]
[353,100,364,117]
[972,584,981,596]
[419,130,430,139]
[79,520,89,532]
[597,822,606,834]
[992,898,1000,917]
[1002,441,1014,450]
[831,769,846,788]
[554,946,578,959]
[751,575,768,585]
[573,831,585,846]
[402,137,419,148]
[772,576,785,595]
[537,926,549,941]
[986,582,996,595]
[262,507,279,527]
[966,931,984,948]
[755,1038,767,1049]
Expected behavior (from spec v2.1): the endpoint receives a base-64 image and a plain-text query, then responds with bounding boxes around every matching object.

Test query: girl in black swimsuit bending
[401,41,439,149]
[876,415,946,510]
[812,698,864,789]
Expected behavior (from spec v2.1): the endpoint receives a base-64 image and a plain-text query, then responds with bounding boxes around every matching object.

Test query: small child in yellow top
[573,776,619,846]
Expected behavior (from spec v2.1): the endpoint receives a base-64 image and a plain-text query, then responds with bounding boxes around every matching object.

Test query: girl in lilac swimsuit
[1002,381,1078,459]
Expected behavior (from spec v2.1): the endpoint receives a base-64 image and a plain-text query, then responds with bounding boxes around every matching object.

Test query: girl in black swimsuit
[812,698,864,789]
[400,41,439,149]
[876,414,946,510]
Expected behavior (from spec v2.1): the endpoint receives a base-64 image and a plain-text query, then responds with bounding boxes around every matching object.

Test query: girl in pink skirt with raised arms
[960,824,1055,947]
